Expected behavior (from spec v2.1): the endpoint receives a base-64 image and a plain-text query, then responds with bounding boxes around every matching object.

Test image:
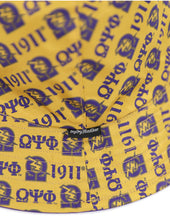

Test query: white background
[0,185,170,220]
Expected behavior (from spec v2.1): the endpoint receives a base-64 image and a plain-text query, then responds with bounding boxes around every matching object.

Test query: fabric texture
[0,0,170,213]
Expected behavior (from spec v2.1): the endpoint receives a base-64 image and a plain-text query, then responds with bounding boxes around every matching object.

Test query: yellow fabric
[0,0,170,213]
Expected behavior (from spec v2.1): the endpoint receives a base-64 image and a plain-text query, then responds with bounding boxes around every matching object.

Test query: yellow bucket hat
[0,0,170,213]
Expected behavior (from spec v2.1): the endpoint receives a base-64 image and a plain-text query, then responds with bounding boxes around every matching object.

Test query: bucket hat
[0,0,170,213]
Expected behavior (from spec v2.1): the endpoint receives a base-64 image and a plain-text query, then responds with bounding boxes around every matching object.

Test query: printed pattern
[0,0,170,213]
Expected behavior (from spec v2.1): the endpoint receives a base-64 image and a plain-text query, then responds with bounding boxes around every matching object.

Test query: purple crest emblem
[136,114,158,137]
[119,76,140,96]
[145,48,160,70]
[0,181,12,205]
[46,8,76,39]
[116,34,139,59]
[123,154,147,179]
[0,3,24,33]
[147,5,159,30]
[28,56,58,81]
[0,127,15,152]
[25,156,48,181]
[0,43,17,67]
[152,85,168,105]
[60,185,81,208]
[78,59,104,81]
[88,127,113,152]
